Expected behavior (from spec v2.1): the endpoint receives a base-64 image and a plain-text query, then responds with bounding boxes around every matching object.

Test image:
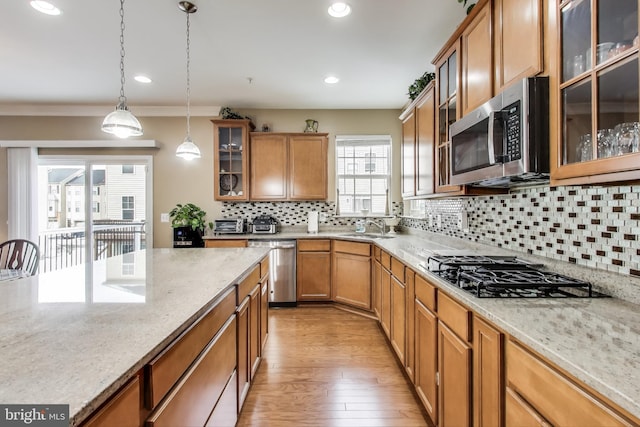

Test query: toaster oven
[213,218,246,234]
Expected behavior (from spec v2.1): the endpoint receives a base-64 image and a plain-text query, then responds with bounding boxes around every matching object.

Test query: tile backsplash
[221,201,403,227]
[402,184,640,277]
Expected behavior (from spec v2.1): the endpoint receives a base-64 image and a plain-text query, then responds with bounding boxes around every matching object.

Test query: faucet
[365,219,386,235]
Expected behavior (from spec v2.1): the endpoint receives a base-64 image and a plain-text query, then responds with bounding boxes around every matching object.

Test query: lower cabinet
[474,316,504,427]
[146,316,237,427]
[506,339,637,427]
[380,251,392,337]
[204,239,248,248]
[82,375,142,427]
[372,247,382,318]
[236,296,250,411]
[438,322,472,427]
[331,240,372,310]
[390,274,406,364]
[249,284,261,380]
[297,239,332,301]
[414,298,438,424]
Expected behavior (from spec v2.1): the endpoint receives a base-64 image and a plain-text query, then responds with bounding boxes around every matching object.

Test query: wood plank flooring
[237,306,430,427]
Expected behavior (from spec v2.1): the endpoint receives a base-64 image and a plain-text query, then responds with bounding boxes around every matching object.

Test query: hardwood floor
[237,306,430,427]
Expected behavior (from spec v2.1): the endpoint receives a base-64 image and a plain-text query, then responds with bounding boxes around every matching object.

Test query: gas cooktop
[423,255,608,298]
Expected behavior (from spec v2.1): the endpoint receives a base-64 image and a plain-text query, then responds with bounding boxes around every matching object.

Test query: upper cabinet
[213,119,253,201]
[250,133,328,201]
[552,0,640,185]
[400,82,436,198]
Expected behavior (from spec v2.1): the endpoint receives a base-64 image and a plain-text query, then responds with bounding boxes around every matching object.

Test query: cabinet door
[249,284,261,380]
[461,0,493,115]
[204,239,248,248]
[380,266,391,338]
[415,85,435,196]
[404,269,415,382]
[236,297,250,411]
[332,252,371,310]
[401,110,417,197]
[297,251,332,301]
[415,300,438,425]
[474,317,504,427]
[213,119,250,201]
[84,375,141,427]
[373,259,382,318]
[260,280,269,353]
[438,322,471,427]
[391,275,406,364]
[250,134,288,200]
[494,0,542,90]
[289,134,328,200]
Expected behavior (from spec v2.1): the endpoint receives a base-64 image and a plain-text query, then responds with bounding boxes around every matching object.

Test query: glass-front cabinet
[213,119,253,201]
[555,0,640,183]
[435,42,463,193]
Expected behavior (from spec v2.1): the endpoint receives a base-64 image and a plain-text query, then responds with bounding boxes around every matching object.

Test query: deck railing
[38,221,146,273]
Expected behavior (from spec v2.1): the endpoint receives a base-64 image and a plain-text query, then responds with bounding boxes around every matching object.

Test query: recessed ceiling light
[328,2,351,18]
[324,76,340,84]
[134,75,152,84]
[30,1,61,16]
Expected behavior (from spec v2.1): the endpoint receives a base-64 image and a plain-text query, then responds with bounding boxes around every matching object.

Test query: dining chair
[0,239,40,277]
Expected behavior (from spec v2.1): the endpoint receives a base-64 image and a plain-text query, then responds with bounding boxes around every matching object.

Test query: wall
[402,183,640,278]
[0,110,403,246]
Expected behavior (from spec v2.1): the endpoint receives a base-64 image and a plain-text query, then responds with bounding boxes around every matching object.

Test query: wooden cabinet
[250,133,328,201]
[400,83,436,198]
[204,239,248,248]
[297,239,331,301]
[390,275,406,364]
[404,268,416,382]
[82,375,141,427]
[461,0,493,115]
[437,292,472,427]
[380,251,392,337]
[249,284,261,380]
[372,247,382,319]
[506,339,637,427]
[414,296,438,425]
[213,119,253,201]
[552,0,640,185]
[474,316,504,427]
[260,271,269,353]
[331,240,371,310]
[494,0,543,91]
[236,296,250,411]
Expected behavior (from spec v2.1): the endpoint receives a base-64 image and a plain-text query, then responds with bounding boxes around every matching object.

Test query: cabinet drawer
[83,375,141,427]
[237,265,260,301]
[298,239,331,252]
[415,274,437,312]
[205,371,237,427]
[260,256,270,279]
[438,292,471,342]
[373,246,381,262]
[391,258,405,282]
[380,251,391,270]
[146,316,237,427]
[146,288,236,408]
[204,239,248,248]
[333,240,370,257]
[506,340,635,427]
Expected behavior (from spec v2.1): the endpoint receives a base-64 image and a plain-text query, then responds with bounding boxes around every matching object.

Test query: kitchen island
[0,247,270,426]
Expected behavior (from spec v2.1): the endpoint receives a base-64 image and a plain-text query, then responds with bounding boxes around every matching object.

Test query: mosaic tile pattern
[401,184,640,277]
[222,201,403,227]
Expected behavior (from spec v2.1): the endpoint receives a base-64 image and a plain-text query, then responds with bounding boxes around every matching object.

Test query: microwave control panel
[505,101,521,161]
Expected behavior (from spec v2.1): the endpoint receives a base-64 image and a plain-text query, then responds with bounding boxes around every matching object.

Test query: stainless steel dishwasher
[248,240,297,307]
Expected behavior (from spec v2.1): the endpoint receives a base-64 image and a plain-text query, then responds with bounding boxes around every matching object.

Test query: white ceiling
[1,0,466,113]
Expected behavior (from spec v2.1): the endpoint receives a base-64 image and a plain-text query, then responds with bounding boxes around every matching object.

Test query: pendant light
[102,0,143,139]
[176,1,201,160]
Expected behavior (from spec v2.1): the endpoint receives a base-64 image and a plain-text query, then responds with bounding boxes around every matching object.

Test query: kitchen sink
[341,233,395,240]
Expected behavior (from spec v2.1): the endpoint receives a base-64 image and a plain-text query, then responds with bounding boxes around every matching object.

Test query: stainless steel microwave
[449,76,550,187]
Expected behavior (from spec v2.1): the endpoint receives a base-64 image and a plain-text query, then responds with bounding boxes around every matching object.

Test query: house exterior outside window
[122,196,134,220]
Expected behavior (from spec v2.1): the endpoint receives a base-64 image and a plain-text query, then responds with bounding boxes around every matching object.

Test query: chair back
[0,239,40,276]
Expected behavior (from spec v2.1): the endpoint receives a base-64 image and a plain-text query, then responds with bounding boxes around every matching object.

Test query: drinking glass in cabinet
[561,0,591,83]
[577,134,592,162]
[596,129,614,158]
[614,122,639,155]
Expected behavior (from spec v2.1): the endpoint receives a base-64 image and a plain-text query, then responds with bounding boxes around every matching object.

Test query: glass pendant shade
[102,101,143,139]
[176,135,201,160]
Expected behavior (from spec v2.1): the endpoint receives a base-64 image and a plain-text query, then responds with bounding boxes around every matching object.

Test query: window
[122,165,134,174]
[336,135,391,215]
[122,196,134,220]
[92,201,99,213]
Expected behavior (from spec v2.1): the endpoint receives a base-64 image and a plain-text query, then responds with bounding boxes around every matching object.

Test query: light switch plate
[160,213,170,223]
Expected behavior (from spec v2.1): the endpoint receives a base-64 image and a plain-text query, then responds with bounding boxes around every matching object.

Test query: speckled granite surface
[0,247,269,426]
[209,228,640,419]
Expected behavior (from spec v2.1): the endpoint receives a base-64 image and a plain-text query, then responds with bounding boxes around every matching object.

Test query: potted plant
[169,203,207,248]
[407,71,436,101]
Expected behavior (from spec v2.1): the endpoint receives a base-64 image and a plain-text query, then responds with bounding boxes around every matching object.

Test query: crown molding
[0,105,221,117]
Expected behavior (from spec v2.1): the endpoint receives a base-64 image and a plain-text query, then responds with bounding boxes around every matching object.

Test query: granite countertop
[0,247,270,426]
[212,227,640,419]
